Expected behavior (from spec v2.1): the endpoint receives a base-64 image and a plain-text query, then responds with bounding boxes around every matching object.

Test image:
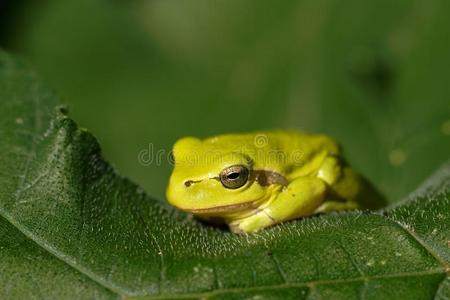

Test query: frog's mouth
[184,201,258,214]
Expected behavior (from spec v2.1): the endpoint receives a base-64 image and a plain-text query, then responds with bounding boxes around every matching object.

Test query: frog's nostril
[184,179,202,187]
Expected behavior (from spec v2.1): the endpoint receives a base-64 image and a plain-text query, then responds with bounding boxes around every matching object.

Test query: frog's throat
[185,169,287,215]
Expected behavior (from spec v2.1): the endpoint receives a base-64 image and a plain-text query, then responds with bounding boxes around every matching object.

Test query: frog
[166,130,383,233]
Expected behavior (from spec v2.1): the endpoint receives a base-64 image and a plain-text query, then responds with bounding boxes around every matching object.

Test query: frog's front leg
[230,177,326,233]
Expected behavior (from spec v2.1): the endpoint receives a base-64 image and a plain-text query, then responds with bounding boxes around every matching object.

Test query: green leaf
[0,50,449,299]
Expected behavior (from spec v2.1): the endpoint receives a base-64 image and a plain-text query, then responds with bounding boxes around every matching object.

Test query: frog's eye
[219,165,249,189]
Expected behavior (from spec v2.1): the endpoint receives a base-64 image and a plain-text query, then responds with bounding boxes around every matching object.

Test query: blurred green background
[1,0,449,203]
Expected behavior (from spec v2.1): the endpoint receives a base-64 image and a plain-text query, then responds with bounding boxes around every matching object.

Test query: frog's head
[166,136,285,217]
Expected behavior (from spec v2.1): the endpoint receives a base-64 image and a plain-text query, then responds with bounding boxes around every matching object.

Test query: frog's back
[264,130,341,177]
[263,130,339,156]
[203,130,340,176]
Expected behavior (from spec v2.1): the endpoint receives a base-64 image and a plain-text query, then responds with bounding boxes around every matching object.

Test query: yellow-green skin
[167,130,374,233]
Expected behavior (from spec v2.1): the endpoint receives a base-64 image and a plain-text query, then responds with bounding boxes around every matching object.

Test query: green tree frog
[166,130,383,233]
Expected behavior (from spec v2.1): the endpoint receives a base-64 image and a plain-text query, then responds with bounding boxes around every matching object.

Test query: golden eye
[219,165,249,189]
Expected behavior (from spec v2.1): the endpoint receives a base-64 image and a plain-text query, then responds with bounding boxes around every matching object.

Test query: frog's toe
[229,223,245,234]
[230,211,275,233]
